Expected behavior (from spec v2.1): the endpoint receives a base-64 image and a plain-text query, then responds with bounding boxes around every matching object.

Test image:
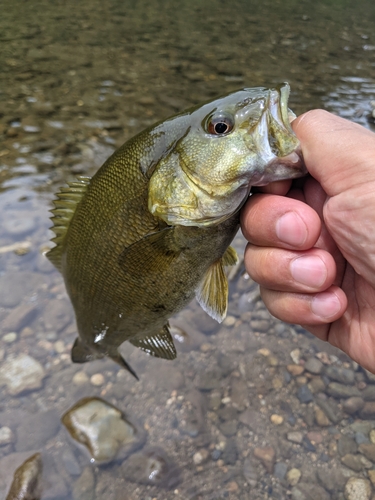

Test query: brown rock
[359,443,375,462]
[287,364,304,376]
[2,304,38,332]
[343,397,365,415]
[314,406,330,427]
[253,446,275,473]
[341,453,363,472]
[360,402,375,419]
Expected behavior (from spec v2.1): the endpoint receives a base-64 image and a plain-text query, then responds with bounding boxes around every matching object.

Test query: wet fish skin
[47,84,305,377]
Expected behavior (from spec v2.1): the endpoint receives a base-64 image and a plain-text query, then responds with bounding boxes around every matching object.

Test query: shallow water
[1,0,375,499]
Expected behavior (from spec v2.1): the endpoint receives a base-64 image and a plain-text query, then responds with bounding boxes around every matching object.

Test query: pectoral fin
[130,324,177,360]
[222,246,238,266]
[118,227,181,273]
[195,259,228,323]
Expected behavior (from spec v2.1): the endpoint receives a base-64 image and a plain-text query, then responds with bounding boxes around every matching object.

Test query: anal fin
[195,260,228,323]
[130,324,177,360]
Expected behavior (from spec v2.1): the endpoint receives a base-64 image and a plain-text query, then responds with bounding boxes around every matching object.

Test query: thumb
[292,110,375,196]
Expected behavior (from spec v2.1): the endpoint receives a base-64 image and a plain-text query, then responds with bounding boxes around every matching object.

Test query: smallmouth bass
[47,84,305,378]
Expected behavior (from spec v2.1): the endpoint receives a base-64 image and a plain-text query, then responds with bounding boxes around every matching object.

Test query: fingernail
[311,293,341,319]
[291,256,327,288]
[276,212,307,247]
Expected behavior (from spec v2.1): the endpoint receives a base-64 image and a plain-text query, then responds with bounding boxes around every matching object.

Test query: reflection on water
[1,0,375,498]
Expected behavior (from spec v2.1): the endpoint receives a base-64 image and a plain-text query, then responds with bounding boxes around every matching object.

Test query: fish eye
[205,113,234,136]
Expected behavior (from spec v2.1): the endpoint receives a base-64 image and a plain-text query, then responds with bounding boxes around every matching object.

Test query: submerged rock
[6,453,43,500]
[121,447,180,489]
[0,355,45,396]
[62,397,146,463]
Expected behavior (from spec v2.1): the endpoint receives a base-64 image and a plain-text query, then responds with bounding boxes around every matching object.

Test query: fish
[47,83,305,378]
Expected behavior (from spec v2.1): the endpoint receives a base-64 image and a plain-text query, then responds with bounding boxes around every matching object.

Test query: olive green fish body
[48,84,306,376]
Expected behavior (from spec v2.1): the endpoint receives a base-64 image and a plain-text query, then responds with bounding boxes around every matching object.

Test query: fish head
[149,83,306,227]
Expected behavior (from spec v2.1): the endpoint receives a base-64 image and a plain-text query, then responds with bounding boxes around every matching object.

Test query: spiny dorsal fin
[196,259,228,323]
[222,246,238,266]
[46,176,91,271]
[130,324,177,360]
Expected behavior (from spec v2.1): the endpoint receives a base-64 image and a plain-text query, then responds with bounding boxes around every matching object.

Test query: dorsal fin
[46,176,91,271]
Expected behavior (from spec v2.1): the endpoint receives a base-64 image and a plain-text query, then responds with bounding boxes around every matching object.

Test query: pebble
[368,469,375,487]
[2,303,38,332]
[223,315,236,327]
[290,349,301,364]
[356,432,370,445]
[222,439,238,465]
[287,364,305,376]
[270,414,284,425]
[62,397,146,463]
[317,466,349,492]
[341,453,363,472]
[327,382,361,399]
[0,354,46,395]
[370,430,375,444]
[308,377,326,393]
[90,373,105,386]
[73,371,90,385]
[274,462,288,480]
[361,386,375,401]
[287,432,304,444]
[5,453,43,500]
[344,477,371,500]
[243,457,258,486]
[291,482,330,500]
[325,366,355,384]
[43,298,73,332]
[193,449,209,465]
[0,272,45,308]
[338,435,358,456]
[121,447,180,488]
[316,398,340,423]
[314,407,330,427]
[3,332,17,343]
[253,446,275,473]
[0,426,15,446]
[304,357,323,375]
[344,397,365,415]
[360,403,375,419]
[287,468,301,486]
[359,443,375,462]
[297,385,314,404]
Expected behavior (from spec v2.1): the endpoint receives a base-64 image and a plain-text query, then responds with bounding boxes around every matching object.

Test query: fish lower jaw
[250,149,306,187]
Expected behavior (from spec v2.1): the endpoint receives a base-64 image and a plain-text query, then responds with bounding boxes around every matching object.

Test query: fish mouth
[248,83,306,186]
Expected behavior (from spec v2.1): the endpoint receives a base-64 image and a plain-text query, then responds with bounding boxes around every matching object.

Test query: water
[1,0,375,498]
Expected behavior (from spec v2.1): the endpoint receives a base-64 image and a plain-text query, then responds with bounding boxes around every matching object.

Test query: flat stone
[344,477,371,500]
[362,386,375,401]
[274,462,288,480]
[316,398,340,423]
[338,435,358,456]
[360,403,375,420]
[72,467,96,500]
[359,443,375,462]
[344,397,365,415]
[356,432,370,445]
[62,397,146,463]
[317,466,348,492]
[0,354,45,395]
[121,447,180,488]
[2,303,38,332]
[306,431,323,445]
[243,457,258,486]
[291,482,330,500]
[304,357,323,375]
[327,382,361,399]
[325,366,355,384]
[368,469,375,487]
[16,410,60,451]
[5,453,42,500]
[308,377,326,394]
[253,446,275,473]
[222,439,238,465]
[341,453,364,472]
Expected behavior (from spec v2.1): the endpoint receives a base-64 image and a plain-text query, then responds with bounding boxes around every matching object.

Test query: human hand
[241,110,375,372]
